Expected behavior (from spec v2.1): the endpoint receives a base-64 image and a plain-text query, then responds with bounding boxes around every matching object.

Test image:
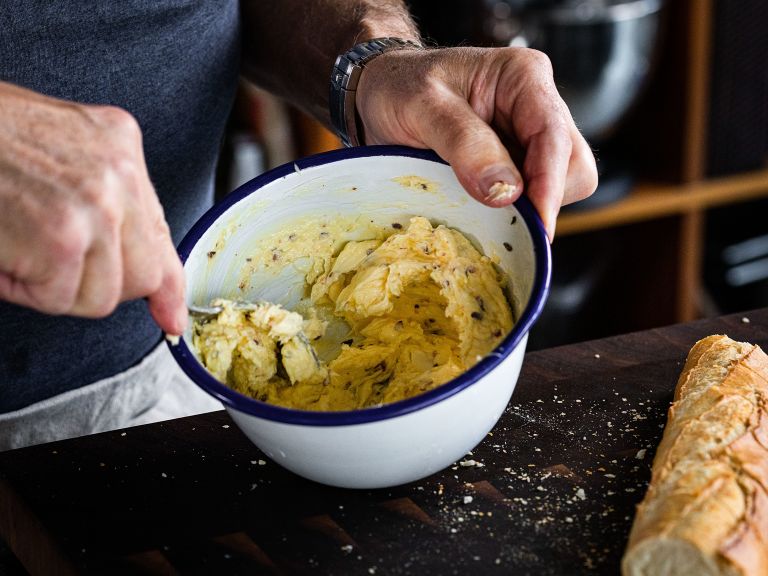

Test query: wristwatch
[330,37,423,147]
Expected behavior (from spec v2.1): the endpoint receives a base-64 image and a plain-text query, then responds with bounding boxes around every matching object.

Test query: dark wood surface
[1,310,767,576]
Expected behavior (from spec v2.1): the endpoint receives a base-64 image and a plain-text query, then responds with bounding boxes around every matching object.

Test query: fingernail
[480,168,522,206]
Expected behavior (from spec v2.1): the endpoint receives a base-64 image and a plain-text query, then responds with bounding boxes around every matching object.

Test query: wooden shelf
[558,167,768,236]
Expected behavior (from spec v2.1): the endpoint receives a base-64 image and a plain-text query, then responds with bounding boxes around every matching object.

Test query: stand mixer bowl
[493,0,663,141]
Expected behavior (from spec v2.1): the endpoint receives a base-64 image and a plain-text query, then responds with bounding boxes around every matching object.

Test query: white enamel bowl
[169,146,551,488]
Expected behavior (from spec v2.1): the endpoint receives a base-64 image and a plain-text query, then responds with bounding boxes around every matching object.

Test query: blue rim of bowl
[169,145,551,426]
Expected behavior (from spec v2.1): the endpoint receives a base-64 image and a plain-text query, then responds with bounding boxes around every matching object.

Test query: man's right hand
[0,82,187,335]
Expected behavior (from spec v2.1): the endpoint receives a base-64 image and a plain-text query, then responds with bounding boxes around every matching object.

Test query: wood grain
[558,168,768,236]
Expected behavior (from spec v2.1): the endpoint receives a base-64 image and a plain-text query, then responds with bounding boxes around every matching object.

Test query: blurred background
[217,0,768,351]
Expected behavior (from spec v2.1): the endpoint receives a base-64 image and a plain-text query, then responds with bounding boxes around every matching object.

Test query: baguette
[622,334,768,576]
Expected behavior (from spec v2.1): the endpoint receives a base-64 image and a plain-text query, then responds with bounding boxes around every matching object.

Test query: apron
[0,343,222,451]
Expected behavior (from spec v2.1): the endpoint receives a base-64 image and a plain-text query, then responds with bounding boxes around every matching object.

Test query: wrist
[330,37,423,147]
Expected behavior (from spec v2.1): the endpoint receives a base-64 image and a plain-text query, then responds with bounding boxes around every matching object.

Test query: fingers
[522,121,597,240]
[69,219,124,318]
[120,206,187,335]
[118,132,187,335]
[499,50,597,239]
[0,91,186,332]
[0,202,87,313]
[118,134,163,302]
[0,261,84,316]
[76,105,187,334]
[563,125,599,206]
[68,115,185,333]
[520,120,572,241]
[146,240,187,336]
[411,88,524,208]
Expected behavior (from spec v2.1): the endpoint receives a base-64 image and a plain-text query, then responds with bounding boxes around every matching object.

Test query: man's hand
[0,82,187,334]
[356,46,598,240]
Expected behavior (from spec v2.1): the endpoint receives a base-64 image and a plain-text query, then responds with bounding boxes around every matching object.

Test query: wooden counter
[1,309,766,575]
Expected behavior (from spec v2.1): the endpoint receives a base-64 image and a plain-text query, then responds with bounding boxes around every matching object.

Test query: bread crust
[622,335,768,576]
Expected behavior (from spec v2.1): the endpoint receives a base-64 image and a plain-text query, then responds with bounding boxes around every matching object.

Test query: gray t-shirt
[0,1,241,411]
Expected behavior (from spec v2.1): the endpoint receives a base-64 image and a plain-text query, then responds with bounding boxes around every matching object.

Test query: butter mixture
[193,216,514,411]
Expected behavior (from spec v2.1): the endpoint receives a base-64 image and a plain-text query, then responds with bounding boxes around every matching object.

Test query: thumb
[412,91,524,207]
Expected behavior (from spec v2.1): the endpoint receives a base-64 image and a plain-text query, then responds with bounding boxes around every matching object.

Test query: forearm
[240,0,420,127]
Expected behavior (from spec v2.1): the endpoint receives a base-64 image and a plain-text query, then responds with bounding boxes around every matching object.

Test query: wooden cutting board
[1,309,766,575]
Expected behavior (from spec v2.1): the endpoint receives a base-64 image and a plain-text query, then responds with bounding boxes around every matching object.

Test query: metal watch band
[330,37,422,148]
